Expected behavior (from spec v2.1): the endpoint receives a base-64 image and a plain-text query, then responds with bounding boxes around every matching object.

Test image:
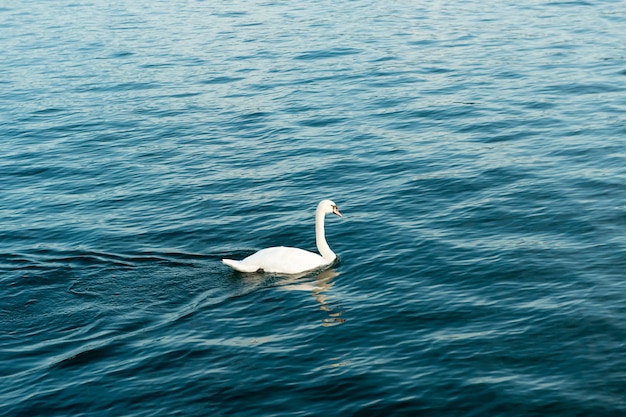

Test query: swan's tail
[222,259,260,273]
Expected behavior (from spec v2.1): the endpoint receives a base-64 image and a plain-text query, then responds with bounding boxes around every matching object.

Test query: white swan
[222,199,342,274]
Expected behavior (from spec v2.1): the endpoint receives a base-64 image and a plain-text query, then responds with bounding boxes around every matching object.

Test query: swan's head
[318,199,342,217]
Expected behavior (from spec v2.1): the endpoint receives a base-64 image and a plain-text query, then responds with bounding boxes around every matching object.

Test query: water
[1,0,625,415]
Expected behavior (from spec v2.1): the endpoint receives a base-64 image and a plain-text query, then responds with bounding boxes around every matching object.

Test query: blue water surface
[1,1,625,416]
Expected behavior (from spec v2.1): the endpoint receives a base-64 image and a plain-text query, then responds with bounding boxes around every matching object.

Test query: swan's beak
[332,205,342,217]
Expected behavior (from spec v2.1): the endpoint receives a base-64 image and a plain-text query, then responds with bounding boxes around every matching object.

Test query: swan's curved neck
[316,208,336,262]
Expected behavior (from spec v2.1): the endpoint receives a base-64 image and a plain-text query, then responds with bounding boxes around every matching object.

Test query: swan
[222,199,342,274]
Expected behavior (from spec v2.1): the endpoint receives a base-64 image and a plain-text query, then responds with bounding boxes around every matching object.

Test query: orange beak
[332,205,342,217]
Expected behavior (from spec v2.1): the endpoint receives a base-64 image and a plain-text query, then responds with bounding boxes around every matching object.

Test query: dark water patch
[214,10,248,18]
[421,66,455,74]
[73,81,156,94]
[521,100,558,110]
[542,82,625,95]
[201,76,245,85]
[166,91,203,98]
[479,129,538,143]
[545,1,594,6]
[109,51,134,58]
[298,116,347,128]
[294,47,362,61]
[30,107,66,116]
[52,339,124,370]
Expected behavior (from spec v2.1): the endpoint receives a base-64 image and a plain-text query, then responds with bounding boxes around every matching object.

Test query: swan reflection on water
[224,265,345,326]
[279,269,345,327]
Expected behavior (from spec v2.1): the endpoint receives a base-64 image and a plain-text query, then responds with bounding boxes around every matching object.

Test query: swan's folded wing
[223,247,329,274]
[243,246,328,274]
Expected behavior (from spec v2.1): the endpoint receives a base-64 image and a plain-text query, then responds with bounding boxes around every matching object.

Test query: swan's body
[222,199,342,274]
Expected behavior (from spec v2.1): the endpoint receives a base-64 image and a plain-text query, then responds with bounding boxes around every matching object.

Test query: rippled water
[2,0,626,415]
